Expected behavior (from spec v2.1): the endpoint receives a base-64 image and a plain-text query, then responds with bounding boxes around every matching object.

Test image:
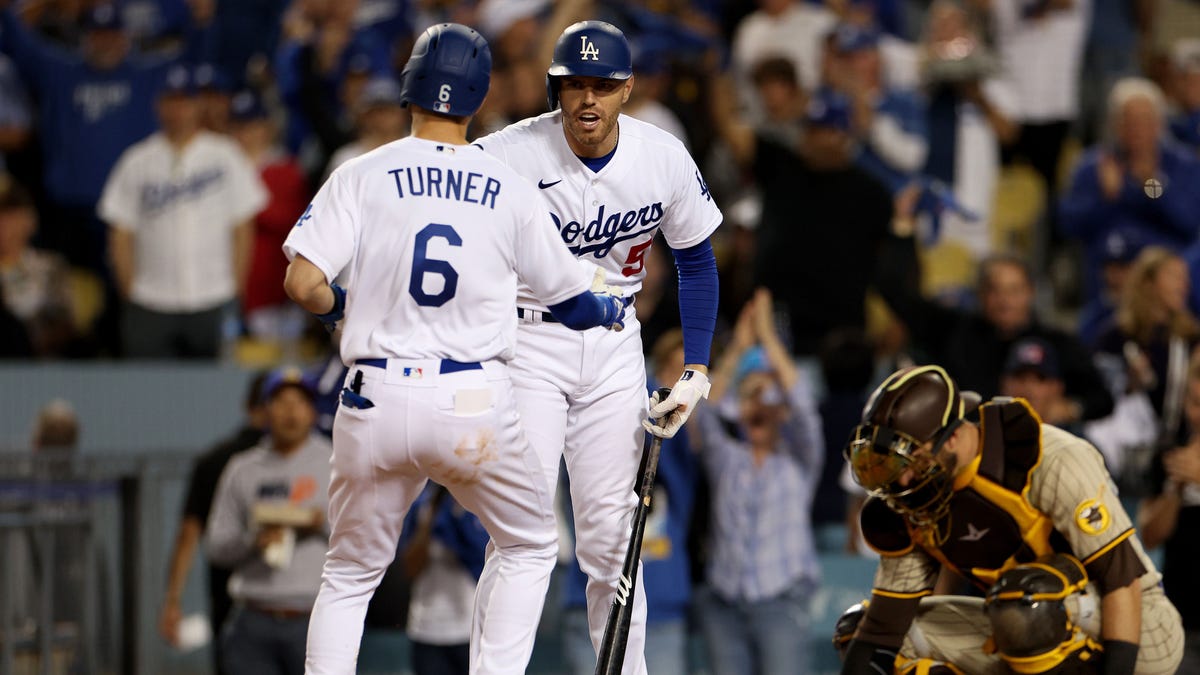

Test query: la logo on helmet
[579,35,600,61]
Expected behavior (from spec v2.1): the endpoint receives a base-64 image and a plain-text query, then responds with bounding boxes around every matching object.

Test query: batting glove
[313,283,346,332]
[642,369,711,438]
[591,267,623,297]
[599,294,625,332]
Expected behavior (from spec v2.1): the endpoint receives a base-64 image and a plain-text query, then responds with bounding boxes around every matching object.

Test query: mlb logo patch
[433,102,451,113]
[402,367,424,379]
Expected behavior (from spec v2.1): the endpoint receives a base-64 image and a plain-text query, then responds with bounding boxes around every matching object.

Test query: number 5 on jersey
[409,223,461,307]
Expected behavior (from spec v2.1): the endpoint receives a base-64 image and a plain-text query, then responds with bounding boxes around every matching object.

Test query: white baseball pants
[304,359,558,675]
[475,311,650,675]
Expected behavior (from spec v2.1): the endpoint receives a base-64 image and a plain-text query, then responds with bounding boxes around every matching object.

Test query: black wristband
[841,638,898,674]
[1101,639,1139,675]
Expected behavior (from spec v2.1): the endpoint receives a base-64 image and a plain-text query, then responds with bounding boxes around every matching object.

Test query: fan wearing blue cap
[98,60,268,358]
[825,23,928,195]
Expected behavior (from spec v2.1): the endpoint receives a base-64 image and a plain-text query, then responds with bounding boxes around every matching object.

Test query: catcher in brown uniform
[839,365,1183,675]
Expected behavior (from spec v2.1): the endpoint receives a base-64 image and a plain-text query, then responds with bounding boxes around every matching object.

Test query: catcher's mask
[984,554,1102,674]
[845,365,979,525]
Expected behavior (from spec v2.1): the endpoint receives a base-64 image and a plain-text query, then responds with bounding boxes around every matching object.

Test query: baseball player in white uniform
[475,21,723,675]
[281,24,625,675]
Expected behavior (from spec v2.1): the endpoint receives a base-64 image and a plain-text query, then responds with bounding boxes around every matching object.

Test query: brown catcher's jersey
[856,398,1158,642]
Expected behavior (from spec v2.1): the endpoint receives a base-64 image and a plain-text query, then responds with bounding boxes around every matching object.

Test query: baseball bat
[594,386,672,675]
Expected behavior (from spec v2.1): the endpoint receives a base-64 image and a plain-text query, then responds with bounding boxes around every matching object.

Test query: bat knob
[653,386,672,402]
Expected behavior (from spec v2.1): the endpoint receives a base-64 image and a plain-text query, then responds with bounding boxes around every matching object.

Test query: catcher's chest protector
[864,400,1070,588]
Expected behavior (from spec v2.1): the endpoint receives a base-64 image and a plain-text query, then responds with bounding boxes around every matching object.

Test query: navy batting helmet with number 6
[546,21,633,109]
[400,23,491,118]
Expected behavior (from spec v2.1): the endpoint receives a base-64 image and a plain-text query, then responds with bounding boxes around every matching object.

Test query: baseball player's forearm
[1101,580,1141,643]
[672,240,718,367]
[1100,581,1141,675]
[283,255,335,314]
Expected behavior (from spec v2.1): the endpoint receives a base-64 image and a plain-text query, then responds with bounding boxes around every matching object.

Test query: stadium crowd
[2,0,1200,672]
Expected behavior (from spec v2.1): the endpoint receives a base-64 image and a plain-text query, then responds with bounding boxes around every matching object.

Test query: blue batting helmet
[400,23,491,117]
[546,21,633,109]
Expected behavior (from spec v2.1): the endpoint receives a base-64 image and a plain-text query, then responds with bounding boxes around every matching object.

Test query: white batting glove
[591,267,623,297]
[642,369,711,439]
[591,268,626,332]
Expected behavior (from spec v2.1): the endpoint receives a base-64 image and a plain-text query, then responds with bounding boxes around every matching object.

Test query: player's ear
[621,76,634,104]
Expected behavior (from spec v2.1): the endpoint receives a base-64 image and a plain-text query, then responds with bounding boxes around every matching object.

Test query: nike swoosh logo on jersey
[538,179,562,189]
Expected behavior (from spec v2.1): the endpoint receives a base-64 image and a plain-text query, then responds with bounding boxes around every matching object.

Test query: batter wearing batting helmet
[545,20,633,110]
[840,365,1183,675]
[473,18,723,675]
[288,22,626,675]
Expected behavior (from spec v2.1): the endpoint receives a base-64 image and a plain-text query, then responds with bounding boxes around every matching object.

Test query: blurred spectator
[0,53,32,175]
[731,0,837,101]
[275,0,390,175]
[988,0,1091,231]
[99,65,267,359]
[0,2,210,272]
[1095,247,1199,449]
[825,0,921,89]
[826,23,927,194]
[748,57,809,142]
[161,370,268,674]
[693,289,823,675]
[999,337,1081,433]
[563,329,698,675]
[711,76,894,355]
[210,0,290,90]
[31,398,79,451]
[325,76,407,176]
[1168,38,1200,153]
[399,484,488,675]
[814,327,875,552]
[228,90,311,344]
[195,62,234,132]
[1060,77,1200,305]
[624,44,690,150]
[1079,0,1141,143]
[1138,351,1200,674]
[1078,226,1149,347]
[876,243,1114,422]
[205,368,331,675]
[918,0,1018,259]
[0,179,77,357]
[987,0,1087,298]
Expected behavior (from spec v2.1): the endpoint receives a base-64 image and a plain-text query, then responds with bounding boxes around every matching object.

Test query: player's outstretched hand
[643,369,711,438]
[314,283,346,332]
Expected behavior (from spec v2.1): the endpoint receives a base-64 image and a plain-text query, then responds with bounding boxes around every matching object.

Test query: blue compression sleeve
[672,239,719,366]
[548,291,613,330]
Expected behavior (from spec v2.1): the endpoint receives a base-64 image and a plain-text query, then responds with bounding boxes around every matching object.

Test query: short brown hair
[751,57,799,88]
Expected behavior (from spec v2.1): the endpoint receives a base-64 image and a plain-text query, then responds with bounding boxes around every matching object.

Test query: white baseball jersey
[98,130,267,312]
[476,112,723,310]
[283,137,594,365]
